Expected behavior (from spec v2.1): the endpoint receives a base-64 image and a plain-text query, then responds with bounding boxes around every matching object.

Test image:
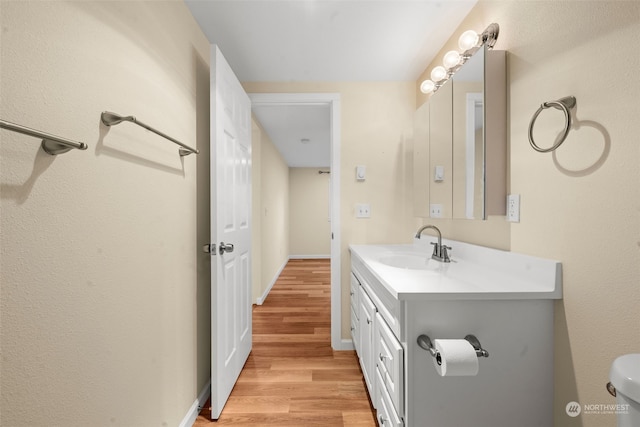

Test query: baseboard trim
[256,257,289,305]
[338,338,355,351]
[289,254,331,259]
[178,379,211,427]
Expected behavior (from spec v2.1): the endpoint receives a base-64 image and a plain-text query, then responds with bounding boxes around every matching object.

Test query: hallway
[193,259,376,426]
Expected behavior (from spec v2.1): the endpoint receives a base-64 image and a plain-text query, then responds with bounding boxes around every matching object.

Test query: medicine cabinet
[414,46,506,220]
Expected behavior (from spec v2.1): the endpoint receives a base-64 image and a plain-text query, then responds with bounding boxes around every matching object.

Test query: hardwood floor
[193,258,376,426]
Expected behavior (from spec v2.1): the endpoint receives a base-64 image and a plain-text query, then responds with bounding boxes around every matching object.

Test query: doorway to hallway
[249,93,343,350]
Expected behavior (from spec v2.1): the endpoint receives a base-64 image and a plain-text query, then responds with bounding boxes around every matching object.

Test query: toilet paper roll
[433,339,479,377]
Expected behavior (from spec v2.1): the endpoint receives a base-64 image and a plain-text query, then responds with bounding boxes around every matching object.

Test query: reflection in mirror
[453,49,484,219]
[413,102,430,217]
[429,79,452,218]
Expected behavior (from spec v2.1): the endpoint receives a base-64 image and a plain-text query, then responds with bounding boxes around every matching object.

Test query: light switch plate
[434,165,444,182]
[356,165,366,181]
[356,203,371,218]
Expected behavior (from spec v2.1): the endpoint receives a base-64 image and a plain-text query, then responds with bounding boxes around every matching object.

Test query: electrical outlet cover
[429,203,443,218]
[507,194,520,222]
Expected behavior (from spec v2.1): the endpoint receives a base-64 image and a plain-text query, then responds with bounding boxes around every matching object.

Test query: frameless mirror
[413,46,506,220]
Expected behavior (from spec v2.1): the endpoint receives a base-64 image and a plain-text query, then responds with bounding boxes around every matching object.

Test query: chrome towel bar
[101,111,199,157]
[0,119,88,155]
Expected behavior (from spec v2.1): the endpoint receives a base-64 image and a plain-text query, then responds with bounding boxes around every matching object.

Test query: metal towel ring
[528,96,576,153]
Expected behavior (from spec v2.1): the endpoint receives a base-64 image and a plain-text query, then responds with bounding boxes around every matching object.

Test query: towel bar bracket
[0,119,88,155]
[41,140,75,155]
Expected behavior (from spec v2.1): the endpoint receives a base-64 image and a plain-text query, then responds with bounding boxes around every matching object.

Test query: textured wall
[289,168,331,257]
[416,1,640,426]
[0,1,210,426]
[254,118,290,301]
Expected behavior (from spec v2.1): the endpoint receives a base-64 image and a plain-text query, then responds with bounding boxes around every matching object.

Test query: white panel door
[210,45,252,420]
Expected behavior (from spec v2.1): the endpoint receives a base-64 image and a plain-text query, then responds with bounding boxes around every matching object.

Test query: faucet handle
[441,245,452,263]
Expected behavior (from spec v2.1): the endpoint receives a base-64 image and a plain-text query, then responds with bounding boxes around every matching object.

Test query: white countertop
[349,238,562,301]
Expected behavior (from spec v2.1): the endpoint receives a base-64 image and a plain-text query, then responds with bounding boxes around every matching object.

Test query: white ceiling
[252,104,331,167]
[185,0,477,166]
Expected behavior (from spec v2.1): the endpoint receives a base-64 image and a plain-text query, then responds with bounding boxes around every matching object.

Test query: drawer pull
[379,353,389,362]
[378,415,387,425]
[351,326,355,331]
[367,318,372,324]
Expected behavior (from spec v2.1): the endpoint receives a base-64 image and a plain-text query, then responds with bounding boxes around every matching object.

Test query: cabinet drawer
[375,368,403,427]
[350,272,360,313]
[375,313,404,417]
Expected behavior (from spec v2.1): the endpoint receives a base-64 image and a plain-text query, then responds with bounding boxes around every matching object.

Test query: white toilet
[608,354,640,427]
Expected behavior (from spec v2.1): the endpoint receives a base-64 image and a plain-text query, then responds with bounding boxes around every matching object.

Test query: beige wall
[417,2,640,426]
[251,119,263,302]
[289,168,331,257]
[253,118,290,301]
[0,1,210,426]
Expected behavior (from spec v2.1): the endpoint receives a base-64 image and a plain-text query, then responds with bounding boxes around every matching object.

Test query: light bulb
[443,50,461,69]
[420,80,435,94]
[458,30,479,51]
[430,66,447,82]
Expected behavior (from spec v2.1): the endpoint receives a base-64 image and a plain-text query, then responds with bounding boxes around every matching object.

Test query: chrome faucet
[415,225,451,262]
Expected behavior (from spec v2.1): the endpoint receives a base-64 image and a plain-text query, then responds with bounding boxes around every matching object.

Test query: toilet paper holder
[417,334,489,365]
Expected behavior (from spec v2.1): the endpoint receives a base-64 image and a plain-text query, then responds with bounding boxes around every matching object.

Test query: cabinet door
[375,368,404,427]
[350,273,361,353]
[350,305,360,353]
[359,286,377,399]
[350,273,360,315]
[375,313,404,417]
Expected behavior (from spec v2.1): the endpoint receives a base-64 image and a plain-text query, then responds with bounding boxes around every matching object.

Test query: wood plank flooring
[193,259,376,426]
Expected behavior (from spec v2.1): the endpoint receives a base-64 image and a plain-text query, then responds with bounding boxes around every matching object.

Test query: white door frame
[465,92,483,219]
[248,93,343,350]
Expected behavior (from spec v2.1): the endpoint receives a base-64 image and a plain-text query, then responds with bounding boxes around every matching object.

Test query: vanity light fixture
[420,23,500,94]
[458,29,480,51]
[430,66,448,83]
[419,79,436,94]
[442,50,462,69]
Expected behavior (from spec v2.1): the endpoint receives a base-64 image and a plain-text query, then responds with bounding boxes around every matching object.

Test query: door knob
[219,242,234,255]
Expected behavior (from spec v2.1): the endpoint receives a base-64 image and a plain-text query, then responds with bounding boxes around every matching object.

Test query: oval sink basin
[378,253,442,271]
